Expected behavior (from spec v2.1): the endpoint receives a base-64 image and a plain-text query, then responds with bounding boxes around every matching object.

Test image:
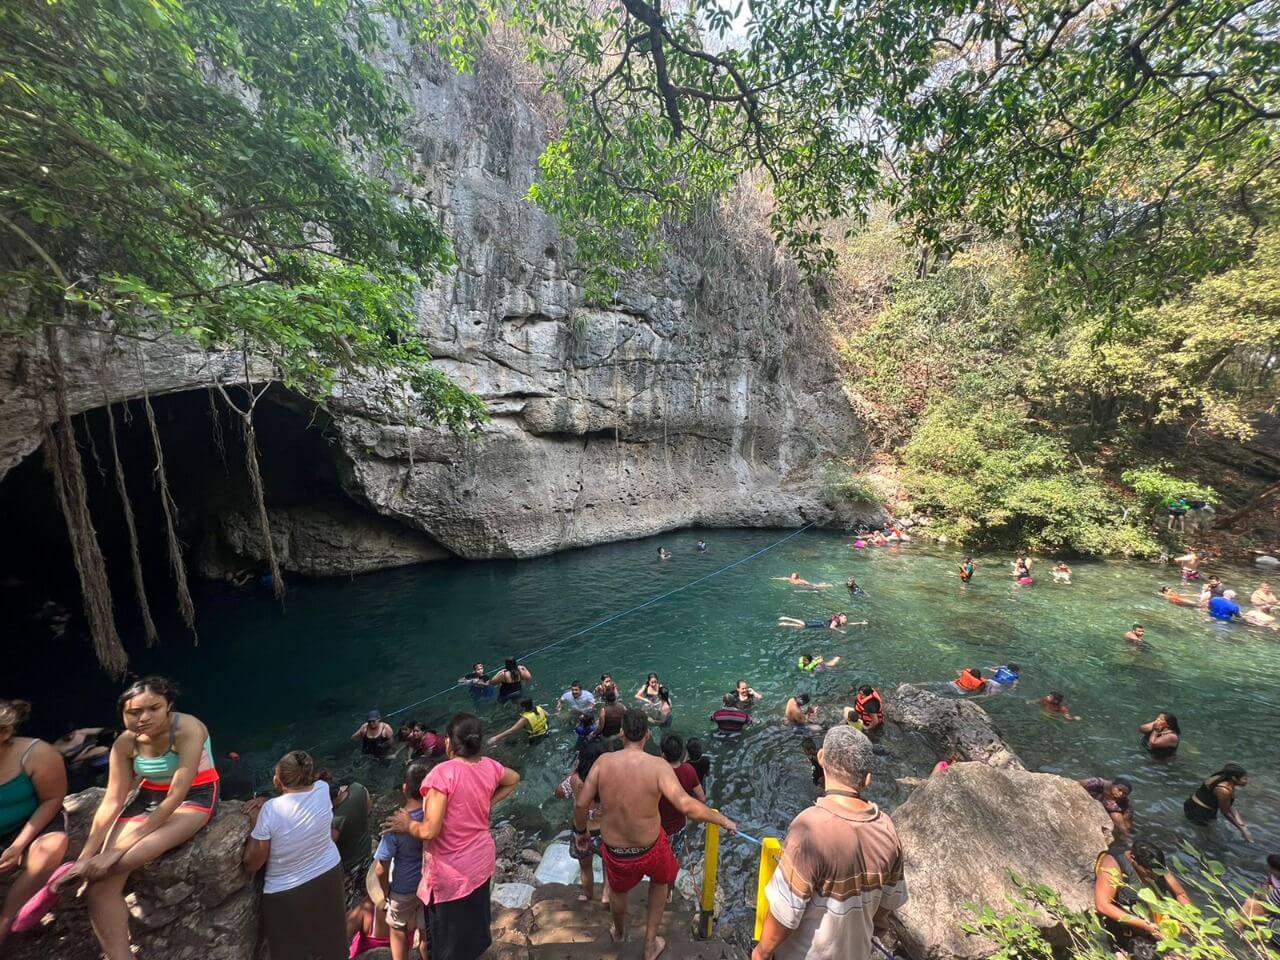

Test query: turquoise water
[62,528,1280,894]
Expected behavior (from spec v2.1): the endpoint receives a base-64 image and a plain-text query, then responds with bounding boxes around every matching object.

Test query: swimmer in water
[1175,550,1200,580]
[1012,555,1033,584]
[958,557,975,583]
[1031,691,1081,720]
[1052,562,1072,583]
[846,577,866,597]
[800,737,824,787]
[797,654,842,672]
[784,693,817,726]
[985,663,1020,690]
[772,572,831,588]
[777,613,859,631]
[1251,582,1276,612]
[696,540,707,553]
[1158,586,1194,606]
[1138,712,1180,758]
[951,668,988,695]
[657,547,672,560]
[1123,624,1146,644]
[730,680,762,711]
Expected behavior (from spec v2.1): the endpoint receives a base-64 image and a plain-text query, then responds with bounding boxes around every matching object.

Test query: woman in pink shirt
[383,713,520,960]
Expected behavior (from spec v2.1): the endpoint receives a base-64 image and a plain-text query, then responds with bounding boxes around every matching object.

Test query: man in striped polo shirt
[755,726,907,960]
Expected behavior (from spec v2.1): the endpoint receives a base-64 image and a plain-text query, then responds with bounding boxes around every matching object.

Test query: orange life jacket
[854,689,883,725]
[956,670,985,691]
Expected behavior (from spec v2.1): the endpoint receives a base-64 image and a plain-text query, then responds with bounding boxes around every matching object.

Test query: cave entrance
[0,385,440,717]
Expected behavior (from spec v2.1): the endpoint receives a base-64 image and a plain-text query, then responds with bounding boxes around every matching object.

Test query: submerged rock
[889,762,1111,960]
[2,788,256,960]
[886,684,1023,769]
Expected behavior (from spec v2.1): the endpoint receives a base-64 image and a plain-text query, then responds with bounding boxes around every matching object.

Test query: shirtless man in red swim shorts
[573,709,736,960]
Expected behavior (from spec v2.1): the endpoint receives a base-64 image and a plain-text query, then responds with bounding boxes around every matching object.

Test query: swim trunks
[602,830,679,894]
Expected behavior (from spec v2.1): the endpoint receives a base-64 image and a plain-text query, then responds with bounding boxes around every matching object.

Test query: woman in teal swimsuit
[54,677,219,960]
[0,699,68,947]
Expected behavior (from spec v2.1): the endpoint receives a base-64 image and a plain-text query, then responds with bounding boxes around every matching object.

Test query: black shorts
[121,778,219,822]
[0,808,67,850]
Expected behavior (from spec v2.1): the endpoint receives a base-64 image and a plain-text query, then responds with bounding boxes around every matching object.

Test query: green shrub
[1122,466,1219,511]
[964,849,1277,960]
[821,462,882,505]
[902,401,1159,556]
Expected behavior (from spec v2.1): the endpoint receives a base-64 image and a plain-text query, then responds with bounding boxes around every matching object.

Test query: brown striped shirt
[765,798,907,960]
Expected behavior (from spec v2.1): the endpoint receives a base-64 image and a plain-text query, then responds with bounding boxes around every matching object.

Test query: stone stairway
[486,882,746,960]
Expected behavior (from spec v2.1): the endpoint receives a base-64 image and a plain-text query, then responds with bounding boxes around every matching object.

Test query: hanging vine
[41,323,128,677]
[211,363,285,601]
[139,354,198,640]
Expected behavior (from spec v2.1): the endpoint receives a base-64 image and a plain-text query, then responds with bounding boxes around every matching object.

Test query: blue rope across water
[266,523,816,772]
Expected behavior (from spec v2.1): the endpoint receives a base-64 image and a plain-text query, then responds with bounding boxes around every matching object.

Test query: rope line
[380,522,816,720]
[249,524,817,780]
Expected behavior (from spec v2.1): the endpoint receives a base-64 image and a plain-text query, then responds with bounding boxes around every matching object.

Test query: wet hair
[661,733,685,763]
[647,673,659,684]
[405,759,432,798]
[576,741,604,779]
[519,698,535,712]
[1132,623,1144,631]
[657,686,671,704]
[117,676,178,714]
[472,662,483,672]
[1159,712,1181,735]
[736,679,748,689]
[800,654,813,664]
[604,688,618,705]
[1112,778,1133,794]
[1047,691,1065,704]
[1007,663,1021,673]
[1267,854,1280,874]
[0,699,32,730]
[505,657,519,674]
[570,680,582,689]
[1212,763,1247,783]
[795,693,811,706]
[276,750,317,788]
[821,725,873,785]
[686,738,704,761]
[858,684,874,696]
[800,736,818,754]
[967,668,983,679]
[723,694,736,707]
[621,708,648,743]
[446,713,484,758]
[1131,842,1166,871]
[1159,586,1170,593]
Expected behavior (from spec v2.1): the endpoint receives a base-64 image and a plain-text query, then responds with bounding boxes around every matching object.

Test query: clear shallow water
[38,529,1280,895]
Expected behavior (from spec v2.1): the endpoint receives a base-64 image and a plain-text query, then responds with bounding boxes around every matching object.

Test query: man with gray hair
[753,726,907,960]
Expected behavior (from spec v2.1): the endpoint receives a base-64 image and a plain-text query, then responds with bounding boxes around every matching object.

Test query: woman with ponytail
[383,713,521,960]
[242,750,346,960]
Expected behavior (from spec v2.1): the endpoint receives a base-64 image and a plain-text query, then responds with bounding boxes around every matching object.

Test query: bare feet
[644,935,667,960]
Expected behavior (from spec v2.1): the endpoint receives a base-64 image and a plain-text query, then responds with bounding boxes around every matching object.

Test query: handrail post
[695,822,720,940]
[753,837,783,942]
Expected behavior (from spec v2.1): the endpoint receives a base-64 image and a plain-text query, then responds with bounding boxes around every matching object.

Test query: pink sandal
[11,861,77,933]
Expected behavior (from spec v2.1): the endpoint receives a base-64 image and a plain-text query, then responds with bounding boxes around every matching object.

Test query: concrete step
[529,897,703,947]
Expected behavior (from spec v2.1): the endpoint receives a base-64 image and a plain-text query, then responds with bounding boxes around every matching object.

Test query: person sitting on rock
[1031,691,1081,720]
[0,699,68,946]
[53,677,219,960]
[1094,841,1190,960]
[1078,777,1134,834]
[848,685,884,731]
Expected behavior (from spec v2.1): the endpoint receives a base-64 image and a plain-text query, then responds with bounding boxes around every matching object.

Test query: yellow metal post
[695,822,720,940]
[753,837,783,941]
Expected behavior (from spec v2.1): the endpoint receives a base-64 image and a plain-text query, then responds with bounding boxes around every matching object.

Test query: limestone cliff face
[0,49,866,568]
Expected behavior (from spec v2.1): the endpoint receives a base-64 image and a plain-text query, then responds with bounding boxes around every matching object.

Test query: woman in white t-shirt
[242,750,346,960]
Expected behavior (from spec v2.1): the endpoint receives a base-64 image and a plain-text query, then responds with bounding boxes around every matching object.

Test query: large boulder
[3,788,258,960]
[886,684,1023,769]
[888,762,1112,960]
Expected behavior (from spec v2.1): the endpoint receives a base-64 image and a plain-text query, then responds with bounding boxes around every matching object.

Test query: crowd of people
[1,539,1277,960]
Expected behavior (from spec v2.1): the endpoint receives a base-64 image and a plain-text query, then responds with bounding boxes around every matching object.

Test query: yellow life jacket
[522,706,549,738]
